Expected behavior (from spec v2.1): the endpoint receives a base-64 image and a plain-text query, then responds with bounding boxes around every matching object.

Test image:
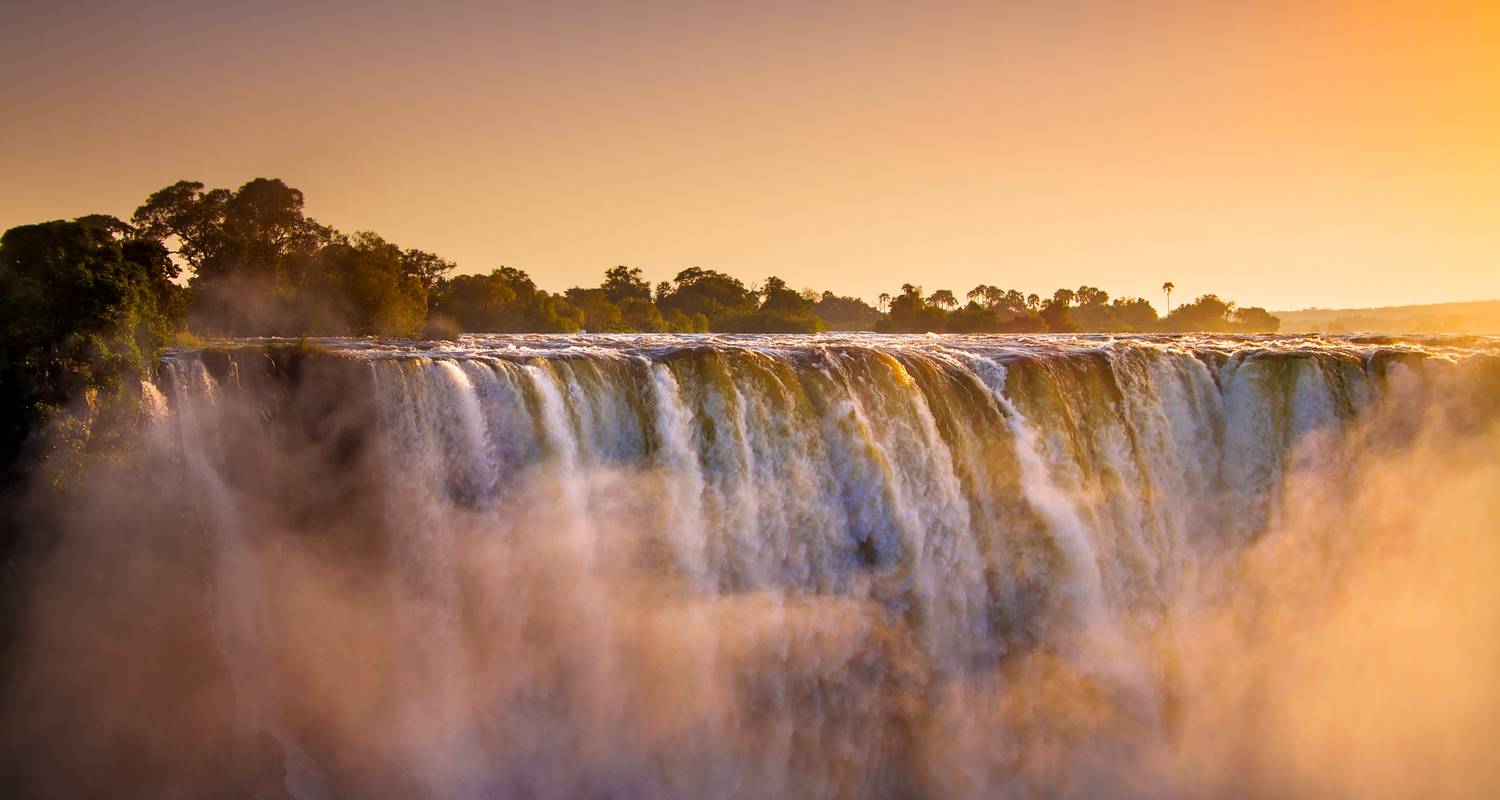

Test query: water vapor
[1,334,1497,799]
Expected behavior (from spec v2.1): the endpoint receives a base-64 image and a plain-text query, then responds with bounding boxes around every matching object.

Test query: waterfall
[145,333,1500,799]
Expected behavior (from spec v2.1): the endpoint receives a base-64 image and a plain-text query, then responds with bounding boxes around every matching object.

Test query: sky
[2,0,1498,310]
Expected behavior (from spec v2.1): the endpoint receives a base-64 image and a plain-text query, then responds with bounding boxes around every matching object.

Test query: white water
[153,333,1500,799]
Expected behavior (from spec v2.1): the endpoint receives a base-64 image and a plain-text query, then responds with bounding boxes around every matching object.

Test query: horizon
[4,2,1499,310]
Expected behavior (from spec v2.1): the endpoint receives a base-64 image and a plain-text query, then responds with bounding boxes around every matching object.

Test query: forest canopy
[0,175,1280,471]
[8,176,1279,342]
[0,175,1280,553]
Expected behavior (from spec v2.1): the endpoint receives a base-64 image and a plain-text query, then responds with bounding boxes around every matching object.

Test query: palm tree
[878,292,891,313]
[928,289,958,310]
[1162,282,1175,314]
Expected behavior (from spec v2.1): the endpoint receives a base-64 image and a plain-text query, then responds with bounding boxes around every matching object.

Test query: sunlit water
[139,334,1500,798]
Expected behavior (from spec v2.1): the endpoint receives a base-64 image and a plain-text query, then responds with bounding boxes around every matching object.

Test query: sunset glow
[4,1,1498,308]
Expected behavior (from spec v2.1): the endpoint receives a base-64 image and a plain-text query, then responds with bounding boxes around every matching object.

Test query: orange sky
[3,1,1498,309]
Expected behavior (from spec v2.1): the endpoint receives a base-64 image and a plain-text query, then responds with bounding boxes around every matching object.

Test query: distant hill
[1274,300,1500,334]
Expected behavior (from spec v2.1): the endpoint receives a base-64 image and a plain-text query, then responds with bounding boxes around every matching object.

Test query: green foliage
[618,297,669,332]
[17,179,1283,375]
[0,218,180,472]
[1,177,1294,566]
[811,291,880,330]
[883,284,950,332]
[722,275,825,333]
[133,178,330,333]
[657,267,755,325]
[873,281,1271,334]
[927,289,958,310]
[432,267,582,333]
[1161,294,1235,332]
[1232,306,1281,333]
[1108,297,1160,331]
[564,288,630,332]
[1040,298,1078,333]
[132,178,450,337]
[601,266,653,305]
[305,232,430,337]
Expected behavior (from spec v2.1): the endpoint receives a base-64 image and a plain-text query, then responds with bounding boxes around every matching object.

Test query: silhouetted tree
[433,267,582,333]
[716,275,825,332]
[601,266,653,306]
[928,289,958,310]
[1109,297,1159,331]
[1231,306,1281,333]
[1162,294,1234,332]
[1041,297,1077,332]
[657,267,755,327]
[812,291,880,330]
[884,284,947,332]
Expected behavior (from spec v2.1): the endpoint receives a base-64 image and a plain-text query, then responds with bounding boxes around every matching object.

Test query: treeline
[116,177,860,337]
[0,175,1282,479]
[0,175,1285,558]
[0,216,184,475]
[877,284,1280,334]
[431,268,855,336]
[5,176,1278,344]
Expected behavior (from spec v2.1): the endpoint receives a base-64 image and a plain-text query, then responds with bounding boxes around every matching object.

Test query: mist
[1,336,1497,799]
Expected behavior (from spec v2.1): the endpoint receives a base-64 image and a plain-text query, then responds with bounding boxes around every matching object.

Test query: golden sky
[3,0,1498,309]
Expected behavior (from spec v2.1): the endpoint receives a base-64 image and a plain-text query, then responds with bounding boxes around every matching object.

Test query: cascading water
[117,334,1500,797]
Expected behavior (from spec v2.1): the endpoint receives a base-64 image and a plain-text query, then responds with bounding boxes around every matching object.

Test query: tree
[885,284,947,332]
[1040,297,1077,332]
[563,288,629,332]
[946,302,1006,332]
[305,232,429,337]
[656,267,755,327]
[133,178,464,337]
[601,265,652,305]
[1162,281,1175,314]
[1074,286,1108,308]
[967,285,999,308]
[1232,306,1281,333]
[130,180,231,278]
[133,178,333,334]
[928,289,958,310]
[1161,294,1234,332]
[432,273,516,331]
[759,276,810,314]
[1109,297,1159,331]
[432,267,582,333]
[400,248,456,292]
[0,218,180,471]
[618,296,669,332]
[812,291,880,330]
[715,275,825,333]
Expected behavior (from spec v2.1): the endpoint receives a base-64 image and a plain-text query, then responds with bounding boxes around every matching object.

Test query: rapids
[125,334,1500,797]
